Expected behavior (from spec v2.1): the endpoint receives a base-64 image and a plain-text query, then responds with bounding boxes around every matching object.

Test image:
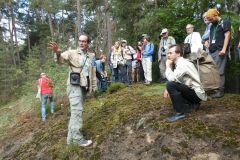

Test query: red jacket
[136,47,142,62]
[38,76,53,94]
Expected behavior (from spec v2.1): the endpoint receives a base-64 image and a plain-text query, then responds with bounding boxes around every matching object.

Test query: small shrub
[107,82,127,93]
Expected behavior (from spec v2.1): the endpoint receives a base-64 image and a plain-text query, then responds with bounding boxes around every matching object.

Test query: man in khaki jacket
[49,34,97,147]
[158,28,176,83]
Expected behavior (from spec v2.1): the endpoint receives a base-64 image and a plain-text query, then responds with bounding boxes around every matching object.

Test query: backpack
[187,50,220,91]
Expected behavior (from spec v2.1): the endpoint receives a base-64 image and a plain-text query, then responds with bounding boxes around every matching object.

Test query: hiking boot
[79,139,92,147]
[210,91,224,98]
[166,113,185,122]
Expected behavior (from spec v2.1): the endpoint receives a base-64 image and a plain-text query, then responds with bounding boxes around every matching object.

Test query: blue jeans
[41,94,54,121]
[97,77,108,91]
[113,64,126,83]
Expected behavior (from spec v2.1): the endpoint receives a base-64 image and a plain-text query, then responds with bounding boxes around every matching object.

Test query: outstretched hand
[48,41,61,53]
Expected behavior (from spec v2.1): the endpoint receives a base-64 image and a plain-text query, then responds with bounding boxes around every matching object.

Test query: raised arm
[48,41,62,63]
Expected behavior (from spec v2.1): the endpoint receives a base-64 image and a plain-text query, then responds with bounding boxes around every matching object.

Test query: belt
[161,55,166,56]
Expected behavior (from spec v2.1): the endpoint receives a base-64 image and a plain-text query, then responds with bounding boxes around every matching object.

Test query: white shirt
[184,32,203,53]
[165,57,207,101]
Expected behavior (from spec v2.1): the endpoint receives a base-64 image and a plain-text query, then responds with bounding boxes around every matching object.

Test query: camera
[161,47,166,52]
[70,72,80,85]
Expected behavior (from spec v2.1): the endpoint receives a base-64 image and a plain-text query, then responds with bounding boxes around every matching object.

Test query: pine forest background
[0,0,240,104]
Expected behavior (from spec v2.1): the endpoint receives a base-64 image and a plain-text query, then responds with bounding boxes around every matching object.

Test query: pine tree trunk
[105,0,112,54]
[11,10,20,64]
[0,13,3,42]
[61,10,65,42]
[27,24,31,55]
[154,0,158,8]
[75,0,81,45]
[8,17,16,66]
[95,6,103,54]
[48,12,54,38]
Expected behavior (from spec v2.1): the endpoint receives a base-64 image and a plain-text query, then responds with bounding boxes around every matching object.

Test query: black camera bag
[70,72,80,85]
[183,43,191,54]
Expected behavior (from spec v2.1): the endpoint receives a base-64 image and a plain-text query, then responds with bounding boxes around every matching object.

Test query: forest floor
[0,83,239,160]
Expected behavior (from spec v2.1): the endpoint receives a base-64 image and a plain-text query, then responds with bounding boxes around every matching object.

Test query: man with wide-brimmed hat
[158,28,176,83]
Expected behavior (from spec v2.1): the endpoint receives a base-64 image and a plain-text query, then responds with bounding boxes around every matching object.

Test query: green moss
[143,83,166,96]
[107,82,127,93]
[223,138,239,148]
[182,120,222,139]
[161,145,171,154]
[83,84,167,144]
[2,82,240,159]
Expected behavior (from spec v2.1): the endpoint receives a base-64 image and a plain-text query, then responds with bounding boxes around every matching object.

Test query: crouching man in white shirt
[164,44,207,122]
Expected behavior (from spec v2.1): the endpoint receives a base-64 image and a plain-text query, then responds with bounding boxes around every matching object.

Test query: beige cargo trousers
[66,84,87,144]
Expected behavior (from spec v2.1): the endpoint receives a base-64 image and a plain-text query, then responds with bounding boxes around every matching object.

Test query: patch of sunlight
[143,84,166,97]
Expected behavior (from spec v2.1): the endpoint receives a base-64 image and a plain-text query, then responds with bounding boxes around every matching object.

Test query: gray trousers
[67,85,86,144]
[159,56,167,79]
[210,50,227,91]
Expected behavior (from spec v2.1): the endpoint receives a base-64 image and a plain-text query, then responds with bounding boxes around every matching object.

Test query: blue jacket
[141,43,154,62]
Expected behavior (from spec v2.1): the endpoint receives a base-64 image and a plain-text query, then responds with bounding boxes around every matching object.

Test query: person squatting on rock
[205,8,231,98]
[164,44,207,122]
[48,34,97,147]
[158,28,176,83]
[37,73,54,122]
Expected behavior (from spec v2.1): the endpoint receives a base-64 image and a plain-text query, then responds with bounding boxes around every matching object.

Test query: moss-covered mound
[0,83,239,160]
